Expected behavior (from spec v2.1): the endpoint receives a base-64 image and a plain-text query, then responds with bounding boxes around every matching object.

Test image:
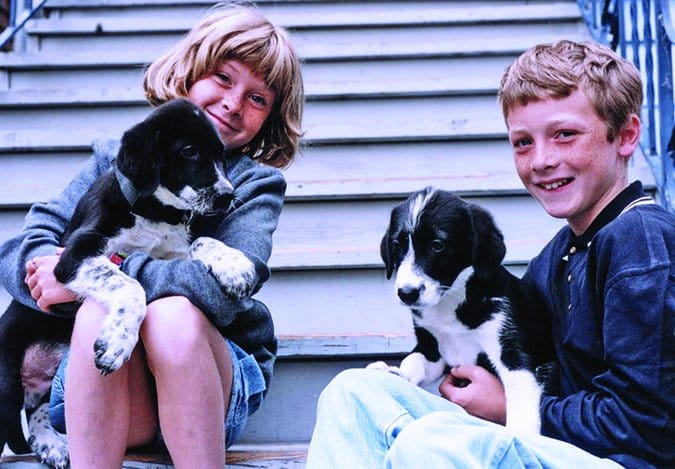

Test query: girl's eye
[216,73,231,85]
[251,95,267,106]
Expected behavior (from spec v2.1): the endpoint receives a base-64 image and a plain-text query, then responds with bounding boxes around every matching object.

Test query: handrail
[0,0,47,51]
[578,0,675,213]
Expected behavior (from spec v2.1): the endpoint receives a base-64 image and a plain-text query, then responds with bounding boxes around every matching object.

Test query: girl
[0,2,303,468]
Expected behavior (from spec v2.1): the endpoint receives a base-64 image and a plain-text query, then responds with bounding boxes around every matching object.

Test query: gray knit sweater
[0,138,285,389]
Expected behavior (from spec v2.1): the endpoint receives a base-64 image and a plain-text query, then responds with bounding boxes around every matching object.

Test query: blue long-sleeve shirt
[0,138,286,389]
[523,181,675,468]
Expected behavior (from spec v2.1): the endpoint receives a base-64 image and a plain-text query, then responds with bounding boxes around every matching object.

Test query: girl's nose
[221,93,243,116]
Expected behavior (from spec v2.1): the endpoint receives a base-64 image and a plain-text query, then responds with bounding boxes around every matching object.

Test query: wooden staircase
[0,0,654,467]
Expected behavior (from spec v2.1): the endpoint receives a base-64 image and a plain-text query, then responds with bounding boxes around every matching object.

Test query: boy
[306,40,674,468]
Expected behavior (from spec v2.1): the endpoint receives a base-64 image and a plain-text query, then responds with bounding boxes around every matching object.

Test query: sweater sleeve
[538,211,675,466]
[0,141,116,310]
[119,157,286,327]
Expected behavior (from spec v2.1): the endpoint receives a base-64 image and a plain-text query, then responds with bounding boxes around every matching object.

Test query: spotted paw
[93,306,143,375]
[189,237,257,300]
[28,404,69,469]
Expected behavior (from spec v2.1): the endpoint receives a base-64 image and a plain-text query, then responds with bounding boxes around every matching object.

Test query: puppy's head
[116,98,233,214]
[380,187,505,307]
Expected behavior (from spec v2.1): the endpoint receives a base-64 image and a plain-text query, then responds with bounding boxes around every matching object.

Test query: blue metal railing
[0,0,47,51]
[578,0,675,213]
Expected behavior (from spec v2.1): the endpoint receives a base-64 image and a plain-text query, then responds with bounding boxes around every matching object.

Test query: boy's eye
[513,138,532,148]
[557,130,575,139]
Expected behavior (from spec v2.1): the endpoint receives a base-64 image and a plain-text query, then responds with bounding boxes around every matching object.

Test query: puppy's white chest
[424,314,484,367]
[107,217,191,260]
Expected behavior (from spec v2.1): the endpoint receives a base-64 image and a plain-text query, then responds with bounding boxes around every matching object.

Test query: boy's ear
[617,114,641,159]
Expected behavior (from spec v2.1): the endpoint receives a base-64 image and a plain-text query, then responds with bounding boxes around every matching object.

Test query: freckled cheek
[513,157,531,182]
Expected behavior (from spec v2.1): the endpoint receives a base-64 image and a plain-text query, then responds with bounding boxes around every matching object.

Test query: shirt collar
[567,181,653,254]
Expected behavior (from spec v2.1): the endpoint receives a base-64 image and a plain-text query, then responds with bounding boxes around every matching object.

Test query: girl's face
[188,60,277,150]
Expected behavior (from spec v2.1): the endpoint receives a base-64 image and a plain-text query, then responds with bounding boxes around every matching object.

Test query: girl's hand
[439,365,507,425]
[25,248,77,312]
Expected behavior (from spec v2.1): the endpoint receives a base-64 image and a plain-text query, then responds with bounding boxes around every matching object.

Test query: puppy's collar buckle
[183,210,195,226]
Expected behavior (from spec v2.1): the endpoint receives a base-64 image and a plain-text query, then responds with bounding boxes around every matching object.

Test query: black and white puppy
[0,98,257,468]
[368,187,554,434]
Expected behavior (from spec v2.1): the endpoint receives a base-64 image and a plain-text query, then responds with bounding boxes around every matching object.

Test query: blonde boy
[306,40,674,468]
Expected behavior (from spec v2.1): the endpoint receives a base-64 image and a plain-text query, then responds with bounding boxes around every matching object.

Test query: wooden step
[0,443,308,468]
[0,93,505,133]
[29,1,583,35]
[41,0,582,26]
[0,54,520,92]
[0,194,568,271]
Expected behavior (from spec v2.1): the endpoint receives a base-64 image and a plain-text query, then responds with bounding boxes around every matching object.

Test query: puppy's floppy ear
[116,123,162,197]
[380,230,396,279]
[380,202,408,279]
[468,204,506,277]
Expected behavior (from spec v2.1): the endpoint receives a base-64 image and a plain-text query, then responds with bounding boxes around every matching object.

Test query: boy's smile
[506,89,640,235]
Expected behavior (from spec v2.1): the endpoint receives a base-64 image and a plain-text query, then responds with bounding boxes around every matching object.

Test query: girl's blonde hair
[498,40,643,142]
[143,1,304,168]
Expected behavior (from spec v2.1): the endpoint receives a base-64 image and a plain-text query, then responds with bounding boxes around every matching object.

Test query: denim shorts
[49,339,266,448]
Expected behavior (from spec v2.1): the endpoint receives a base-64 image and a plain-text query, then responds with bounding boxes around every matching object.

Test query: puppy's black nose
[398,286,422,305]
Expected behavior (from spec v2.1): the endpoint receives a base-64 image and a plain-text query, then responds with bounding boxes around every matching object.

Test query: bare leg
[141,296,233,469]
[65,300,158,469]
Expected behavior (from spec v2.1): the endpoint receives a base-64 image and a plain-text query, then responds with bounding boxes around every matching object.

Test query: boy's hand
[25,248,77,312]
[439,365,507,425]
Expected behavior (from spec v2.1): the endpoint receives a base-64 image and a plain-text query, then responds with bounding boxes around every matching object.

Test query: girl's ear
[617,113,641,159]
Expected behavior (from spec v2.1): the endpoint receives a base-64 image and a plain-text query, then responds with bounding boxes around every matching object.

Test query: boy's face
[506,89,639,235]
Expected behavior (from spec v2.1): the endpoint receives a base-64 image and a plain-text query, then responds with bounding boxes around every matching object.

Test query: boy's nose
[530,143,558,171]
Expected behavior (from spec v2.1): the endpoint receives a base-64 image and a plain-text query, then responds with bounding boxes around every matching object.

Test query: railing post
[656,0,675,212]
[0,0,47,52]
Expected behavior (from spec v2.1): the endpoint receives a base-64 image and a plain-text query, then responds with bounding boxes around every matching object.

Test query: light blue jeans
[306,369,624,469]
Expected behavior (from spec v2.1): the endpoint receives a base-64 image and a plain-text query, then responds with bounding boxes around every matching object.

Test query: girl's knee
[141,296,210,369]
[70,300,107,343]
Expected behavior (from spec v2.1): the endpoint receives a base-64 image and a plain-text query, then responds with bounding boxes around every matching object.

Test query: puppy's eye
[180,145,199,160]
[430,240,445,253]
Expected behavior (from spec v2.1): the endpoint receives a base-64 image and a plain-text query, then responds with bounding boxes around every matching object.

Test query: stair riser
[0,55,517,92]
[25,22,587,57]
[0,94,503,132]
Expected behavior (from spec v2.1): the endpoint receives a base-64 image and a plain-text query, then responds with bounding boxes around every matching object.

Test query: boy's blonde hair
[498,40,643,142]
[143,1,304,168]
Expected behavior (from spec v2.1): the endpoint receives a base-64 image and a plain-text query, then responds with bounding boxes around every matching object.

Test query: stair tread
[0,29,591,68]
[0,443,308,468]
[28,3,581,33]
[0,78,497,106]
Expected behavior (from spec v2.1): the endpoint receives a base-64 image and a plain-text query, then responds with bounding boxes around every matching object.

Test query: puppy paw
[366,361,404,378]
[94,320,141,375]
[93,297,145,375]
[189,237,257,300]
[94,334,137,375]
[28,405,69,469]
